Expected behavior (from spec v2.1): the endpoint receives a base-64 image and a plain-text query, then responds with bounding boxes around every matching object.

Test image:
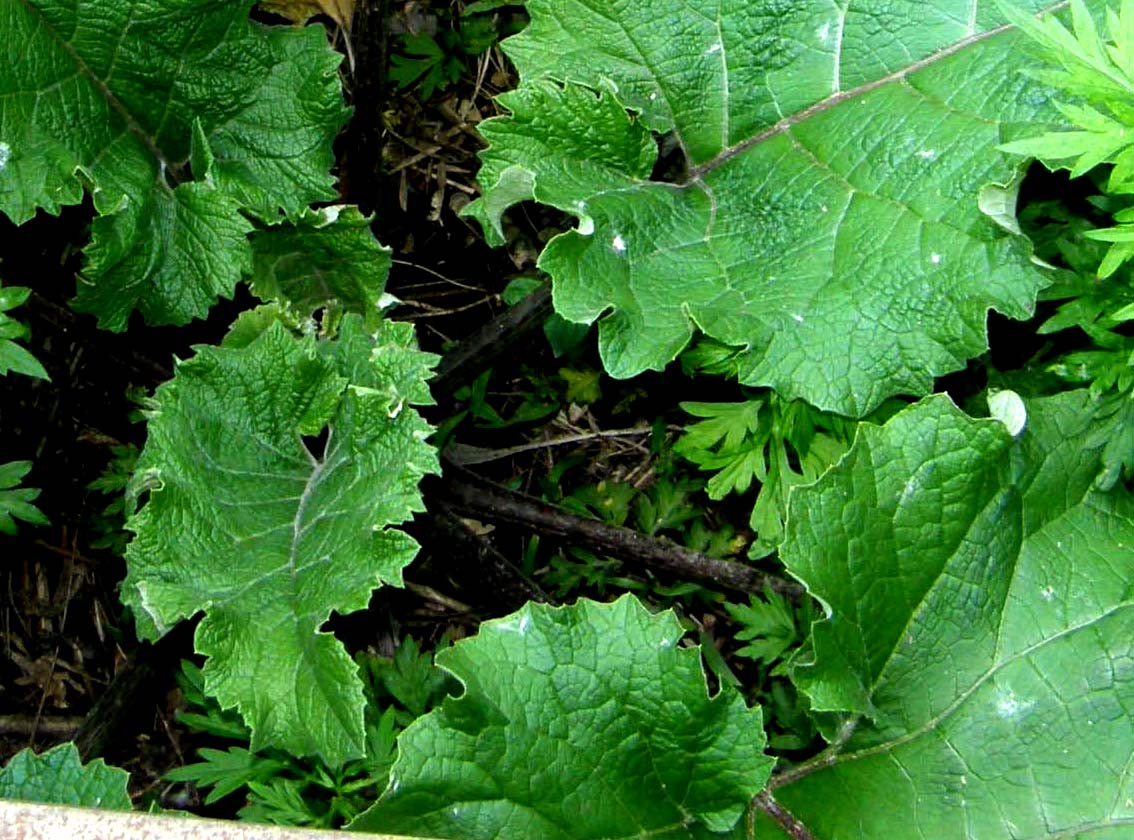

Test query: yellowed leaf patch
[258,0,355,32]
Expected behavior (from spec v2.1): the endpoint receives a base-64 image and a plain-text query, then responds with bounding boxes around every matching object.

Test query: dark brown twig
[0,715,83,739]
[434,460,803,597]
[429,283,553,398]
[339,0,390,215]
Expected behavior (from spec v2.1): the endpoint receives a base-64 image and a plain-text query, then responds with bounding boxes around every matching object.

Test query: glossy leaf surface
[469,0,1060,415]
[770,392,1134,837]
[353,595,772,838]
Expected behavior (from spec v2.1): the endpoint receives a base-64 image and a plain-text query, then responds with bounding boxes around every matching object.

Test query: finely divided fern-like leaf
[467,0,1062,415]
[675,396,854,558]
[999,0,1134,185]
[0,460,49,536]
[1000,0,1134,277]
[0,283,48,381]
[675,401,766,499]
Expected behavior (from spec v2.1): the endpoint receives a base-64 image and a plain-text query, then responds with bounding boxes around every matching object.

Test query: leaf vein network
[22,71,80,101]
[101,0,140,91]
[834,602,1134,769]
[16,0,177,174]
[563,0,686,158]
[870,481,1018,702]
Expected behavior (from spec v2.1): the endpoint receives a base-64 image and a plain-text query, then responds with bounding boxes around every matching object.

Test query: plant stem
[436,460,803,597]
[73,621,193,762]
[768,715,859,789]
[429,282,553,398]
[0,715,83,738]
[754,791,816,840]
[445,425,661,465]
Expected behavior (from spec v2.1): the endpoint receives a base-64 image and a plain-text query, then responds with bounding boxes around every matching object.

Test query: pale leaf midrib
[686,3,1070,181]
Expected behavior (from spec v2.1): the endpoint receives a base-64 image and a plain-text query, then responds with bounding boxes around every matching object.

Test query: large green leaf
[468,1,1060,415]
[351,595,772,838]
[121,317,438,765]
[249,206,392,329]
[0,0,350,329]
[766,392,1134,836]
[0,743,131,809]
